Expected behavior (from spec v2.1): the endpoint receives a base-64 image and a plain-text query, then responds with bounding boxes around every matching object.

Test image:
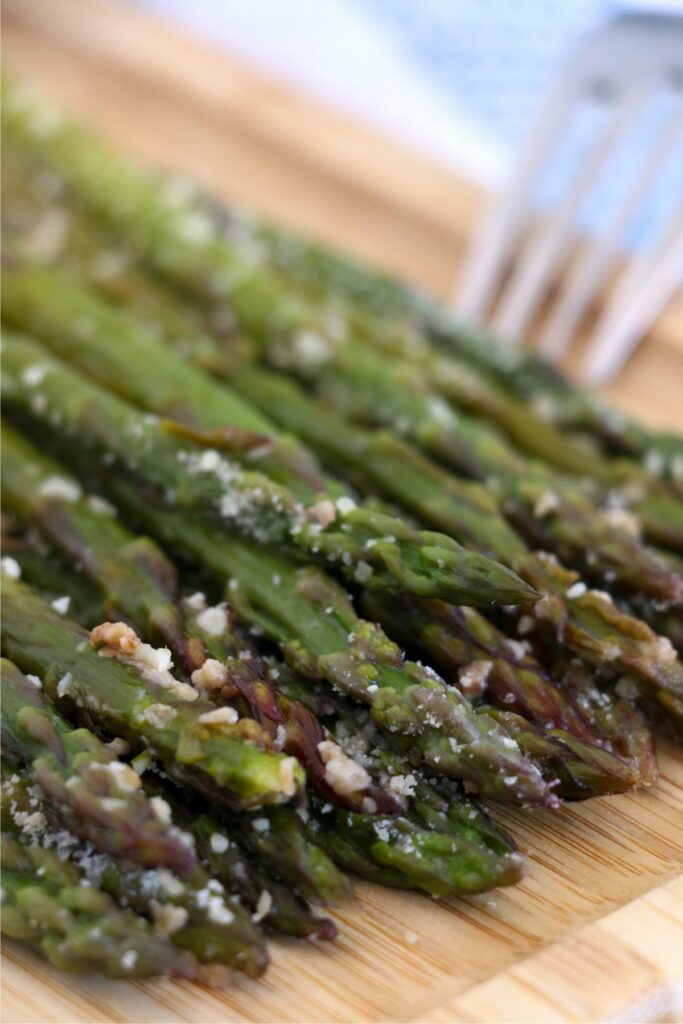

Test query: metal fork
[454,12,683,386]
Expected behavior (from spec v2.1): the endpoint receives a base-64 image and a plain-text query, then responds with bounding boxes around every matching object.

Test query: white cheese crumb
[38,476,82,502]
[335,496,356,515]
[198,706,239,726]
[120,950,138,971]
[150,796,172,824]
[566,581,587,599]
[1,557,21,579]
[251,817,270,832]
[354,561,373,583]
[195,605,229,636]
[206,897,234,925]
[51,595,71,615]
[184,592,207,610]
[56,672,73,697]
[152,902,188,935]
[157,870,184,897]
[86,494,116,516]
[25,674,42,690]
[309,498,336,527]
[504,639,527,660]
[533,490,560,518]
[104,761,141,792]
[279,757,299,796]
[517,615,534,636]
[252,889,272,923]
[317,740,371,795]
[21,363,50,387]
[388,773,418,798]
[457,660,493,699]
[137,704,177,728]
[209,833,229,854]
[191,659,229,693]
[134,643,173,674]
[600,508,641,538]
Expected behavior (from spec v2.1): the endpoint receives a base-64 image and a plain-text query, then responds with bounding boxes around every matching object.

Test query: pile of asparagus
[1,77,682,983]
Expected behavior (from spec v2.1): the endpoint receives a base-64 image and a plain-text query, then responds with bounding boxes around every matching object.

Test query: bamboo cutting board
[2,2,683,1021]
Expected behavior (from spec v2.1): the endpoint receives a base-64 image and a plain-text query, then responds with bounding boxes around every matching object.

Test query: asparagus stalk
[1,766,269,976]
[138,769,351,910]
[190,810,338,939]
[303,797,523,896]
[2,423,404,815]
[1,574,306,809]
[1,329,537,609]
[0,531,103,629]
[361,593,654,791]
[224,366,683,728]
[200,193,683,484]
[0,831,200,980]
[100,476,557,807]
[4,77,681,484]
[1,659,198,871]
[2,423,206,676]
[3,134,679,729]
[236,306,683,580]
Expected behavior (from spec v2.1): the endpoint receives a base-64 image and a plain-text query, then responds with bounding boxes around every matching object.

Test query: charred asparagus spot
[1,658,197,872]
[1,766,269,977]
[1,574,306,809]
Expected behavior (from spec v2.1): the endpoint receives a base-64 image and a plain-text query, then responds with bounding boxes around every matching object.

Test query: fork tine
[539,104,683,361]
[490,82,655,343]
[581,204,683,386]
[454,76,584,326]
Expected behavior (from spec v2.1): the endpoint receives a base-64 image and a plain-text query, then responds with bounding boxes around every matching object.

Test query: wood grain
[2,1,682,1021]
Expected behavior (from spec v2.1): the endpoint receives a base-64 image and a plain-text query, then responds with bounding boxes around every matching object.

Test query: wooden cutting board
[2,2,683,1021]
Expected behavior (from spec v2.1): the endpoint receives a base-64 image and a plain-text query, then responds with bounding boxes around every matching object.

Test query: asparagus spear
[2,423,206,676]
[190,810,338,939]
[0,531,103,629]
[5,78,681,484]
[361,593,653,791]
[1,423,404,815]
[303,797,522,896]
[223,366,683,727]
[1,574,306,809]
[1,659,198,871]
[3,136,679,729]
[12,174,673,593]
[258,667,521,851]
[202,196,683,483]
[1,766,269,976]
[100,475,557,807]
[1,329,537,609]
[7,183,671,593]
[6,162,679,560]
[0,832,200,980]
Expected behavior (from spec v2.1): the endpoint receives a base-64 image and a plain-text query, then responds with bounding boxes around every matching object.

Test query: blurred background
[3,0,682,418]
[135,0,683,200]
